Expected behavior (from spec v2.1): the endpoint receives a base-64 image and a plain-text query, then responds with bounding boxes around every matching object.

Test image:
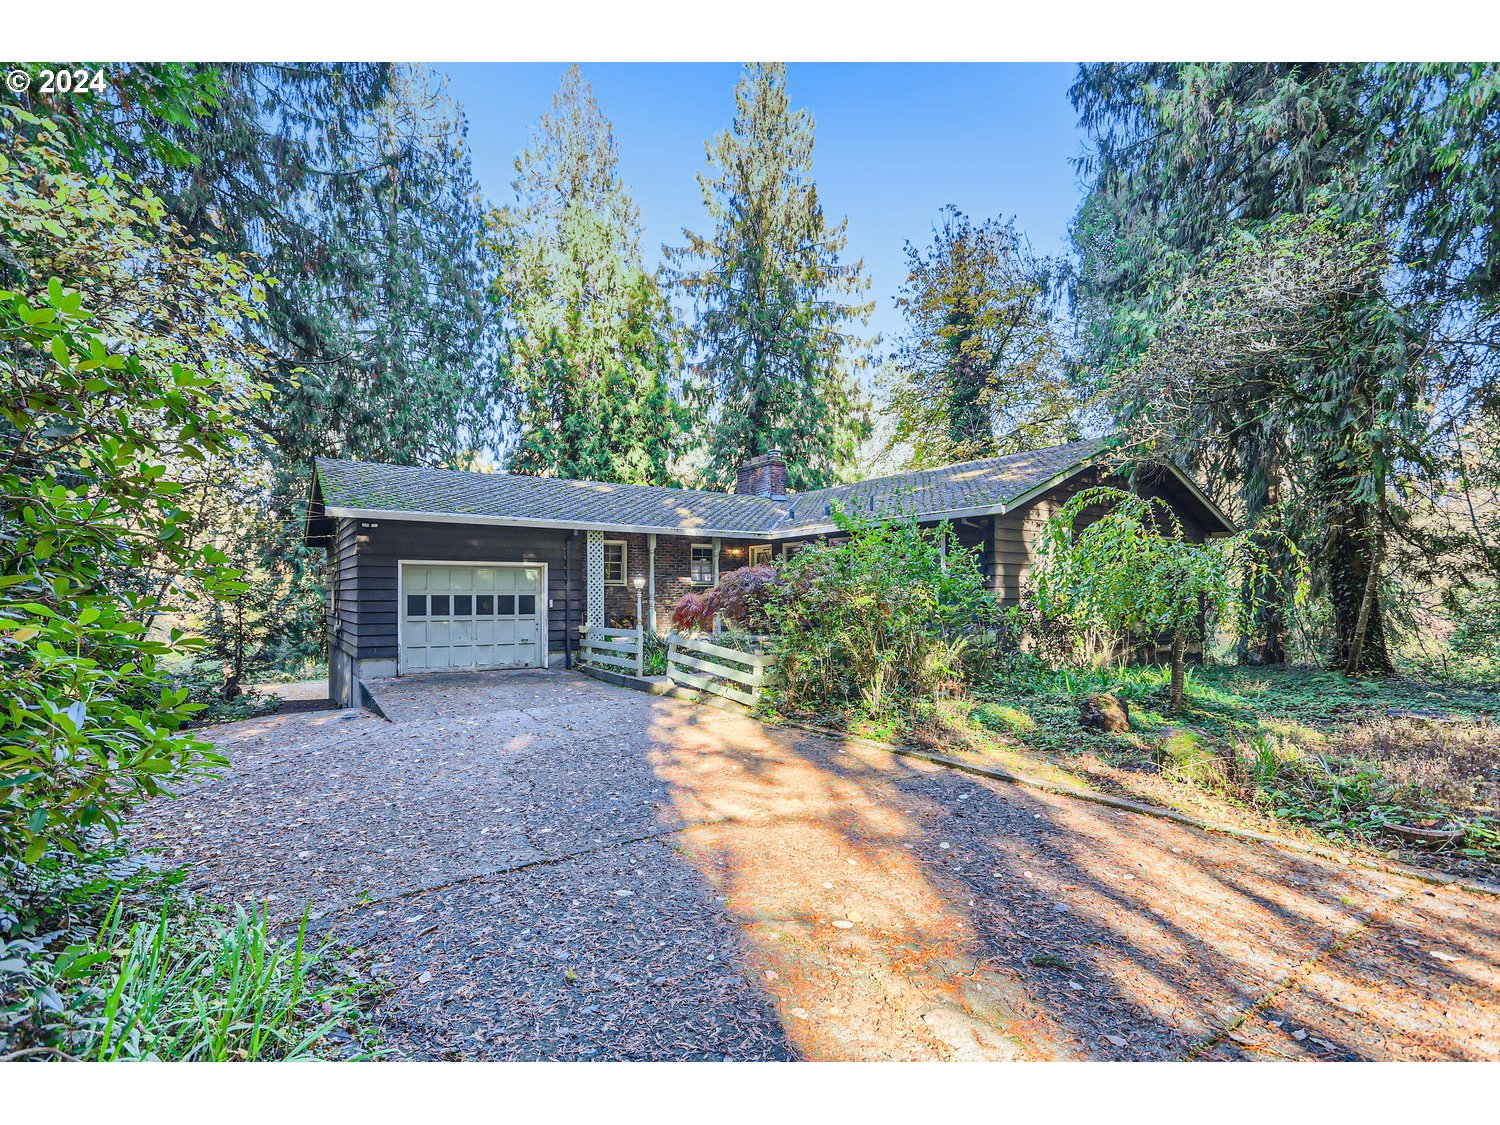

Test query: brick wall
[598,533,767,631]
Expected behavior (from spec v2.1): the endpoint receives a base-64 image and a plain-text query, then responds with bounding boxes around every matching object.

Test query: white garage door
[401,563,545,672]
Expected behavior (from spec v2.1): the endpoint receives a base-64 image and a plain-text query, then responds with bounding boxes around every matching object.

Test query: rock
[1078,693,1130,733]
[1152,727,1224,784]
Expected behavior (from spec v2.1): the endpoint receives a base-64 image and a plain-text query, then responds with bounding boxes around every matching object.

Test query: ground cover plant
[946,659,1500,881]
[1,840,376,1060]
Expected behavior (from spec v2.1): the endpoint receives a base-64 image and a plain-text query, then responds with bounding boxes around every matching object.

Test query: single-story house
[303,438,1233,707]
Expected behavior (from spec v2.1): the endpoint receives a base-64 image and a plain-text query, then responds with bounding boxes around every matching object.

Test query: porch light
[632,574,646,591]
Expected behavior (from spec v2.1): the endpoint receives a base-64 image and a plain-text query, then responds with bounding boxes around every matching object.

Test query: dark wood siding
[332,517,360,660]
[344,519,584,664]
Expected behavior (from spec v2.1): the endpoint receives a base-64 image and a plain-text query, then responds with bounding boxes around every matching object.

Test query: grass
[63,899,370,1061]
[2,843,380,1060]
[902,657,1500,879]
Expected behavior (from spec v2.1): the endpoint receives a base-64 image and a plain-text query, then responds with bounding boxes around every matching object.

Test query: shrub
[670,566,779,633]
[1,106,269,862]
[766,510,999,716]
[670,592,710,633]
[160,657,279,726]
[642,631,668,676]
[1031,487,1247,710]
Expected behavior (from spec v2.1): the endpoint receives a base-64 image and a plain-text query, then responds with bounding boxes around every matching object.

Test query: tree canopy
[485,66,687,484]
[1071,62,1500,673]
[668,62,873,491]
[882,206,1077,468]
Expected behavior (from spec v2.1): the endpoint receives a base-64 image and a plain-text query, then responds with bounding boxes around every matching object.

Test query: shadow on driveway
[130,670,1500,1060]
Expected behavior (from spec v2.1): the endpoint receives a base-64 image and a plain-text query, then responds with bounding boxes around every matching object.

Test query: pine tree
[668,62,873,491]
[486,66,686,484]
[882,206,1077,468]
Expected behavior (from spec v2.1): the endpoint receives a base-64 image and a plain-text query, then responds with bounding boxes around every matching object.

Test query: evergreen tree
[1070,63,1500,672]
[882,206,1077,468]
[105,63,497,667]
[116,63,496,487]
[668,62,873,491]
[486,65,686,483]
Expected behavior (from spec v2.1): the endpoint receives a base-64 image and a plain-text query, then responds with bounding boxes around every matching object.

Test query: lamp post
[632,574,646,675]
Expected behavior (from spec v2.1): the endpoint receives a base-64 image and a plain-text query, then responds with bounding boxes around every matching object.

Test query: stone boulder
[1078,692,1130,734]
[1152,727,1224,784]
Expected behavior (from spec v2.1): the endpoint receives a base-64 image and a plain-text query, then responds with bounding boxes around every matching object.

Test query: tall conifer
[668,63,873,491]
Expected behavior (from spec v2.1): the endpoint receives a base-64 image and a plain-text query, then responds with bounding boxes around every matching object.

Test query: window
[430,594,450,615]
[453,594,473,615]
[498,594,516,615]
[518,594,536,616]
[690,543,714,586]
[406,594,427,616]
[603,540,627,585]
[476,594,494,615]
[748,544,772,567]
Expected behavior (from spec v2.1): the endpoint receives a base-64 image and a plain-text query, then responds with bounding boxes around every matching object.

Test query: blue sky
[438,63,1090,349]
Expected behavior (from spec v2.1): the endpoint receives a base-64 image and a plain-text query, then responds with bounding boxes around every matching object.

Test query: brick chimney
[734,450,788,500]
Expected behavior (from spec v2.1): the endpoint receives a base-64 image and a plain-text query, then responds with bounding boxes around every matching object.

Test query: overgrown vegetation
[1,93,350,1061]
[760,511,998,717]
[953,660,1500,879]
[672,493,1500,880]
[1030,487,1246,709]
[1,842,375,1060]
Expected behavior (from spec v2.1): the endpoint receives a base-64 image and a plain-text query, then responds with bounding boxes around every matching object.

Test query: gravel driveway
[131,669,1500,1061]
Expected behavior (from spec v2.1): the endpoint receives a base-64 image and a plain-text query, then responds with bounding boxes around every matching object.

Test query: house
[303,438,1233,707]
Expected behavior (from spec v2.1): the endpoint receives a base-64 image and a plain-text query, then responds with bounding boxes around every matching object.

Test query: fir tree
[486,66,686,484]
[668,62,873,491]
[106,63,499,667]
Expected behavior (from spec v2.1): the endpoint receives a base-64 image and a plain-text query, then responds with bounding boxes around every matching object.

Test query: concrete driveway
[131,670,1500,1061]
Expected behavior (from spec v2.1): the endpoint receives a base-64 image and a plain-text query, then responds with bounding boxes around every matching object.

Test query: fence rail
[666,632,777,707]
[578,625,643,676]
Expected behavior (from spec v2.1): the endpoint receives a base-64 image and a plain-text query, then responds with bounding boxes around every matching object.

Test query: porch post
[712,536,722,634]
[647,533,657,633]
[586,530,605,627]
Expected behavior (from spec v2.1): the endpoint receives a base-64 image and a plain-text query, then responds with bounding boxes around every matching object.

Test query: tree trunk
[1237,430,1288,665]
[1169,628,1186,710]
[1345,442,1387,676]
[1326,493,1394,675]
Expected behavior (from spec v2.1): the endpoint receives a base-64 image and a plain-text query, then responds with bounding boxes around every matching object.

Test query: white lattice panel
[586,530,605,626]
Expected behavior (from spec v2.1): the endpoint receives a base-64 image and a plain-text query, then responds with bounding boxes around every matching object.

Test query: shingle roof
[778,438,1106,531]
[311,438,1111,539]
[314,458,790,535]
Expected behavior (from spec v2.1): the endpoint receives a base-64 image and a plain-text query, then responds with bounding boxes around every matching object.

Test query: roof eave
[320,505,780,539]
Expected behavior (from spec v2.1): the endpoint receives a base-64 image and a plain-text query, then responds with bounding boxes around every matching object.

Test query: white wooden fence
[666,633,776,707]
[577,625,643,677]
